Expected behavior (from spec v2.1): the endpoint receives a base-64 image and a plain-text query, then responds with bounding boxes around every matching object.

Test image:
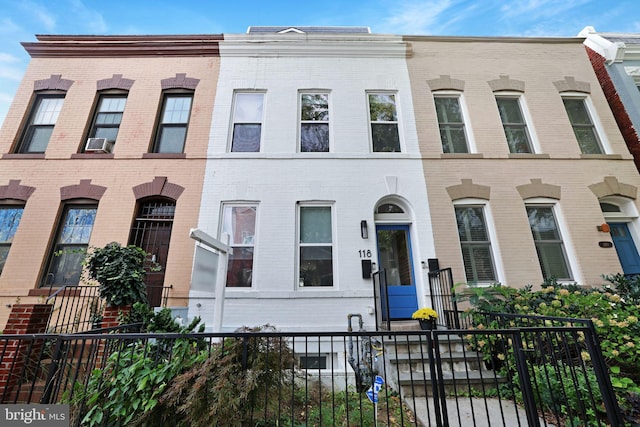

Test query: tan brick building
[0,35,221,326]
[405,35,640,289]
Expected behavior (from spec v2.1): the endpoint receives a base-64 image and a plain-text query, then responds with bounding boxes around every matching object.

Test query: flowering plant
[411,307,438,321]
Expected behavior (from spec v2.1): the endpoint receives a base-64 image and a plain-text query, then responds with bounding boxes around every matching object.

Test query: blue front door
[376,224,418,320]
[609,222,640,274]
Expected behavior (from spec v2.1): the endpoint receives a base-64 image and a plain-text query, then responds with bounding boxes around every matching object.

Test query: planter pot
[418,319,436,330]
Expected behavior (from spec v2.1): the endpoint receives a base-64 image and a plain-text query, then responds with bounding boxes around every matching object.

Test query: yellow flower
[497,353,506,361]
[581,351,591,362]
[411,307,438,320]
[628,316,638,324]
[559,289,570,296]
[626,342,635,348]
[611,350,620,357]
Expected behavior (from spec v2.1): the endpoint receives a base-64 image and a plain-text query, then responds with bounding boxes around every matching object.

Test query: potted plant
[85,242,149,308]
[412,307,438,330]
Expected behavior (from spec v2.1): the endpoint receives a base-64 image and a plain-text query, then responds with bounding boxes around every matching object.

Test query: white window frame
[296,202,335,288]
[366,91,402,153]
[433,91,476,154]
[220,202,259,288]
[524,198,580,283]
[299,91,331,153]
[229,91,266,153]
[495,92,540,154]
[453,199,503,286]
[561,93,611,154]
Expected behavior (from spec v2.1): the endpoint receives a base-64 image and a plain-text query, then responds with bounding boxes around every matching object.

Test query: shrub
[460,278,640,424]
[85,242,149,307]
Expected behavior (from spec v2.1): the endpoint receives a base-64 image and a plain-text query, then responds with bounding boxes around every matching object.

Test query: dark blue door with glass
[376,224,418,320]
[609,222,640,275]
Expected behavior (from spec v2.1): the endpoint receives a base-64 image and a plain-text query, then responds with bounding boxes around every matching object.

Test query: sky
[0,0,638,127]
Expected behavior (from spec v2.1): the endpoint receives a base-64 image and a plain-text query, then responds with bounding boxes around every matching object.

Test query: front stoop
[381,333,505,398]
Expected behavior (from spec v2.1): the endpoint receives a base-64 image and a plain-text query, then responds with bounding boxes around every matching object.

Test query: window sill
[440,153,484,159]
[71,153,115,159]
[2,153,45,159]
[580,154,623,160]
[142,153,187,159]
[508,153,550,159]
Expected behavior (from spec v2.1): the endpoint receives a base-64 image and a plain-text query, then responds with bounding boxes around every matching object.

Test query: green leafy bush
[85,242,150,307]
[460,278,640,424]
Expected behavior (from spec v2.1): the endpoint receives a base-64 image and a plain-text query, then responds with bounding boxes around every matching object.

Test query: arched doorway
[374,199,418,320]
[600,197,640,275]
[129,198,175,306]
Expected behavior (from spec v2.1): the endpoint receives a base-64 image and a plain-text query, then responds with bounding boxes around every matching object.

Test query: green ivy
[85,242,150,307]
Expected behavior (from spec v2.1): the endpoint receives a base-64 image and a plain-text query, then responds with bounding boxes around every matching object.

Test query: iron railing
[372,269,391,331]
[428,267,469,329]
[44,284,172,333]
[0,321,625,426]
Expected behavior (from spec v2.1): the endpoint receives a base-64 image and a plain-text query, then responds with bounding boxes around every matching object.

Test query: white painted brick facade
[193,35,435,332]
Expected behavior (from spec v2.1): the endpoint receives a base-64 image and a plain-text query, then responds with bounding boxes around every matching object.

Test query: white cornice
[580,26,640,63]
[220,34,410,58]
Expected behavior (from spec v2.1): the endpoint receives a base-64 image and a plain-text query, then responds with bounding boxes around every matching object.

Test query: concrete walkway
[405,397,552,427]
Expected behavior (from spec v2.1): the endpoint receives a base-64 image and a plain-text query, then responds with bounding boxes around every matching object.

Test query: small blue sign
[366,375,385,403]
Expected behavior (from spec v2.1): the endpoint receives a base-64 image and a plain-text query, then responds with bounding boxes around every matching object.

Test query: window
[231,92,264,152]
[495,96,533,153]
[18,95,64,153]
[299,206,333,286]
[0,207,23,275]
[88,95,127,143]
[298,355,327,369]
[43,205,97,286]
[368,93,400,152]
[300,93,329,152]
[455,206,496,283]
[222,204,257,287]
[153,94,193,153]
[435,95,468,153]
[562,97,602,154]
[526,205,571,280]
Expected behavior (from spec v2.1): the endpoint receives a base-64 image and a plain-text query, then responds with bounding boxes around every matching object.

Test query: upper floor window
[152,93,193,153]
[231,92,264,152]
[434,95,469,153]
[87,94,127,147]
[455,205,497,284]
[495,95,533,153]
[562,96,602,154]
[43,204,97,287]
[0,206,24,275]
[299,205,333,287]
[368,93,400,152]
[300,93,329,152]
[222,204,257,287]
[526,205,572,280]
[17,95,64,153]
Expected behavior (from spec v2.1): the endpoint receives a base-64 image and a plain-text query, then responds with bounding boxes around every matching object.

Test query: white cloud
[0,53,20,64]
[70,0,108,33]
[20,1,57,32]
[500,0,591,21]
[0,65,23,82]
[0,18,21,35]
[377,0,454,34]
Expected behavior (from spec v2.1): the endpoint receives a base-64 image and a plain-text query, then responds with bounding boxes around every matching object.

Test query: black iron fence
[0,321,625,426]
[44,284,172,333]
[372,269,391,331]
[428,268,468,329]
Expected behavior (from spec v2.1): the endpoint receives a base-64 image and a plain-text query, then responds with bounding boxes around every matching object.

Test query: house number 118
[359,250,372,258]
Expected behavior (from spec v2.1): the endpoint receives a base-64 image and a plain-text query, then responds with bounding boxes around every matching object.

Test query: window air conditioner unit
[85,138,114,153]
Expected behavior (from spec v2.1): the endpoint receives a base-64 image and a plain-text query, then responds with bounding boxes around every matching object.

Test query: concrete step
[397,370,506,397]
